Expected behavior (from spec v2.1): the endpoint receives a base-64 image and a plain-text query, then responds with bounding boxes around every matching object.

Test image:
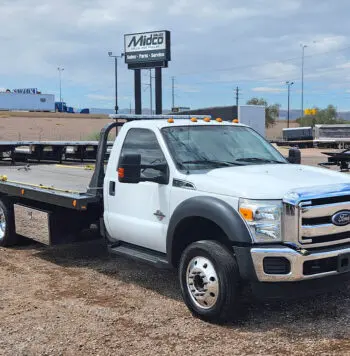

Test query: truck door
[105,128,170,253]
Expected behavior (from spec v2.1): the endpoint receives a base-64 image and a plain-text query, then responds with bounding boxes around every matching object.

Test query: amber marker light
[239,207,253,221]
[118,168,125,179]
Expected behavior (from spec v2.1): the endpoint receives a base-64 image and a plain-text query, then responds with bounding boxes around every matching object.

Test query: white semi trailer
[0,93,55,112]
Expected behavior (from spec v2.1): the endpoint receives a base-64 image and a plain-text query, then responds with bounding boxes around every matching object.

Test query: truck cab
[102,116,350,322]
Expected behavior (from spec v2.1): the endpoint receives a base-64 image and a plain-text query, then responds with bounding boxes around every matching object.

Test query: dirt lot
[0,112,294,141]
[0,114,349,355]
[0,113,112,141]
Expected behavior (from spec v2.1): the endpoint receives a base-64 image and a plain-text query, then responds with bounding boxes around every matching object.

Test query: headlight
[239,199,282,243]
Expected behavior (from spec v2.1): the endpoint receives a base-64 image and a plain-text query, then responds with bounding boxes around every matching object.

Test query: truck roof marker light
[72,200,77,208]
[233,119,239,123]
[203,117,211,122]
[118,168,125,179]
[216,118,223,123]
[239,207,253,221]
[0,175,7,182]
[191,117,198,122]
[167,118,174,123]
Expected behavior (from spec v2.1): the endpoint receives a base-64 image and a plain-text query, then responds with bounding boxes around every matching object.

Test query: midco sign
[124,30,171,69]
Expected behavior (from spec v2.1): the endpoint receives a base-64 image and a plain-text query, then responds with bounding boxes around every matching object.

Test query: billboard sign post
[124,30,171,114]
[124,31,171,69]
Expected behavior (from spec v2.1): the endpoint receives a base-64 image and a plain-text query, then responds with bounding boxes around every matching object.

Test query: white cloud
[253,62,299,80]
[252,87,286,93]
[174,84,200,93]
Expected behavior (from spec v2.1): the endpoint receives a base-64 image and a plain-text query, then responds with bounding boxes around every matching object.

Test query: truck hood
[187,164,350,200]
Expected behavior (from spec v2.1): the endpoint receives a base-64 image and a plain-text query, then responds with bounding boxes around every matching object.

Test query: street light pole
[57,67,64,103]
[108,52,124,114]
[301,44,307,118]
[286,81,294,128]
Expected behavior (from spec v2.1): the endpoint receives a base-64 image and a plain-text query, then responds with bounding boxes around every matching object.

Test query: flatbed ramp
[0,164,94,193]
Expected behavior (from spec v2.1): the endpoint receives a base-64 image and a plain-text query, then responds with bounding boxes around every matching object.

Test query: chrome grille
[299,199,350,248]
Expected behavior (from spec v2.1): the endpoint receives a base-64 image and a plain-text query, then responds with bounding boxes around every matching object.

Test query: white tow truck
[0,114,349,323]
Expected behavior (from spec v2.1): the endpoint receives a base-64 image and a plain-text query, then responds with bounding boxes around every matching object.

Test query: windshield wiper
[236,157,286,164]
[181,159,243,167]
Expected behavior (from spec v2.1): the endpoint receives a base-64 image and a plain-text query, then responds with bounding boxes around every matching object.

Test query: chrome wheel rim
[0,206,6,240]
[186,256,219,309]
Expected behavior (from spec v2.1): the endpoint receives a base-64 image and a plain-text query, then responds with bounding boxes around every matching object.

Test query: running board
[108,243,171,269]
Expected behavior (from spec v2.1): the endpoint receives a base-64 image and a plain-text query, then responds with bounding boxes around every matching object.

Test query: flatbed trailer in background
[0,140,114,163]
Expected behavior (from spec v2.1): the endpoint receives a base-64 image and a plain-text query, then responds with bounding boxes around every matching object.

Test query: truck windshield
[161,125,287,171]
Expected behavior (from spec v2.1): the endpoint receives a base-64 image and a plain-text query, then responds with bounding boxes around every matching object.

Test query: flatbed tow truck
[0,114,350,323]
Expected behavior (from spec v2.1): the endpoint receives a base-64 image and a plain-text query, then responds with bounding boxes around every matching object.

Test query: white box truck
[238,105,266,137]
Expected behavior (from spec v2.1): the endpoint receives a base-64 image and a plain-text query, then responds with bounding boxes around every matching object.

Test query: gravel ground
[0,153,349,355]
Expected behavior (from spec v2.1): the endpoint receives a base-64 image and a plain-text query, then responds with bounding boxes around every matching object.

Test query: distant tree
[246,97,280,128]
[296,105,346,126]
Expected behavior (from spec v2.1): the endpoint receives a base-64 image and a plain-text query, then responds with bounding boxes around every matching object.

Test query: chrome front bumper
[251,246,350,282]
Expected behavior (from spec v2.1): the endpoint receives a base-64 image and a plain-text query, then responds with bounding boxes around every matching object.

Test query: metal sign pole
[134,69,142,115]
[155,67,162,114]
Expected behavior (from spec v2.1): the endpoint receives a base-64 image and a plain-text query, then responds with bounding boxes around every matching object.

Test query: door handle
[109,181,116,196]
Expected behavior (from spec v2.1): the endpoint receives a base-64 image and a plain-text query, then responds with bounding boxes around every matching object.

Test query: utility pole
[286,81,294,128]
[149,69,153,114]
[143,70,154,114]
[171,76,175,111]
[108,51,124,114]
[235,86,240,107]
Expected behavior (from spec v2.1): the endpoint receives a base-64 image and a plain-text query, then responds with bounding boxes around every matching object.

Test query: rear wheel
[0,198,18,247]
[179,240,241,323]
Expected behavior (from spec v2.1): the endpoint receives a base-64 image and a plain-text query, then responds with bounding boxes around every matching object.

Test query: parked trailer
[314,124,350,149]
[0,114,350,324]
[282,127,313,141]
[238,105,265,137]
[0,141,113,163]
[0,93,55,112]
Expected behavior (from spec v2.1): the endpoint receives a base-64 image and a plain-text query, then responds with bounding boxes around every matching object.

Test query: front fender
[166,196,253,263]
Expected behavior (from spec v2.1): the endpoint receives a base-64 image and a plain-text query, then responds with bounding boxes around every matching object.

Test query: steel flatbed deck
[0,163,100,210]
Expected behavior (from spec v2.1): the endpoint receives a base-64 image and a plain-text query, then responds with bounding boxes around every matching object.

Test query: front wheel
[179,240,241,323]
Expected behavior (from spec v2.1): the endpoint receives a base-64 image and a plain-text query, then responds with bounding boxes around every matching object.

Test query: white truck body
[1,114,350,323]
[0,93,55,112]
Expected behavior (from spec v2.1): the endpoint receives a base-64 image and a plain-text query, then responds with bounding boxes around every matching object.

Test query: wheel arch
[166,196,252,267]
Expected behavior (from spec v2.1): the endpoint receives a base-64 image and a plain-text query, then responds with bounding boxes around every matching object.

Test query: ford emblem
[331,211,350,226]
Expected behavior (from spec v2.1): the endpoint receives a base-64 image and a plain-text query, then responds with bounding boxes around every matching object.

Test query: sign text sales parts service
[124,30,171,66]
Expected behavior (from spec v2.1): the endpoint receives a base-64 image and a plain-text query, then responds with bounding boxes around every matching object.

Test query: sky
[1,0,350,111]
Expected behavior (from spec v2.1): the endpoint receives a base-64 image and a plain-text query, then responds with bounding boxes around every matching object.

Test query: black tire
[0,198,18,247]
[179,240,240,323]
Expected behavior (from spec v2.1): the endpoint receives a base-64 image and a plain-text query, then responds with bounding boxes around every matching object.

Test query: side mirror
[287,147,301,164]
[118,154,141,184]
